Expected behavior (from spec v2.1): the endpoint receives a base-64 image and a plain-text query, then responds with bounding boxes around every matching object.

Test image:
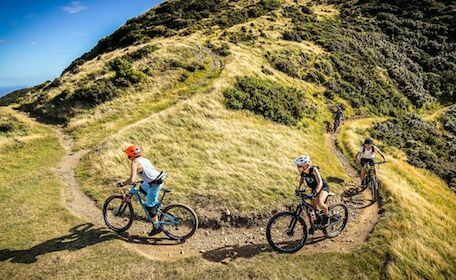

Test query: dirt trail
[52,124,380,263]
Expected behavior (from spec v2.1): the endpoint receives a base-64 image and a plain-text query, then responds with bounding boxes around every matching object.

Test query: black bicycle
[266,190,348,253]
[364,161,386,203]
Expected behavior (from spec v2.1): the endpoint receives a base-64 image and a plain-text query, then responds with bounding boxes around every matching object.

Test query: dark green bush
[371,115,456,191]
[109,58,147,85]
[441,105,456,134]
[72,79,120,106]
[224,76,306,125]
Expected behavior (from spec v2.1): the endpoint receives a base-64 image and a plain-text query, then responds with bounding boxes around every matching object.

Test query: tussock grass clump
[224,76,306,125]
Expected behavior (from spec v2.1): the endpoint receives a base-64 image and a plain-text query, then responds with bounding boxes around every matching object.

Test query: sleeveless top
[135,157,160,183]
[300,166,329,191]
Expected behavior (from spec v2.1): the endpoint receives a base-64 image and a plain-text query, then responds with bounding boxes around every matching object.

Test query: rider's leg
[360,166,366,185]
[141,182,162,227]
[317,191,329,216]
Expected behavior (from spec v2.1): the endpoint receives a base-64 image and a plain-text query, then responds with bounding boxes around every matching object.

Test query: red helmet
[124,145,141,160]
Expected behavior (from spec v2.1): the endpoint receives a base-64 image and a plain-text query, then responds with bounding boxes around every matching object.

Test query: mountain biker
[333,106,344,132]
[295,155,330,233]
[355,138,386,186]
[118,145,163,236]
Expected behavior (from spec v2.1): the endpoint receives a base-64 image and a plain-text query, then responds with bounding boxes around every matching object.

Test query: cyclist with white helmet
[356,137,386,186]
[119,145,163,236]
[295,155,330,232]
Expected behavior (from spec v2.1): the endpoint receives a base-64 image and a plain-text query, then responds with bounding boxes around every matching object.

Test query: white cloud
[0,39,6,44]
[62,1,87,14]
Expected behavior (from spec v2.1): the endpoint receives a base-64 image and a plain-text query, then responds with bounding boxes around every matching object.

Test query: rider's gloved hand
[116,181,124,188]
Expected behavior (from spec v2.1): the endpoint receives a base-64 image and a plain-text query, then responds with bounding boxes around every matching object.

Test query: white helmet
[294,155,311,166]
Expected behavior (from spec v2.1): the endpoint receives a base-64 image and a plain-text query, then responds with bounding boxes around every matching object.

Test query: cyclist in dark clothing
[333,106,344,132]
[295,155,330,228]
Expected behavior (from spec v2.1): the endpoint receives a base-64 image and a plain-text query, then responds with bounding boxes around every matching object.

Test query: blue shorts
[140,181,162,208]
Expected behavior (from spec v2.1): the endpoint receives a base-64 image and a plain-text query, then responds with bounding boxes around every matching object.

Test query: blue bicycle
[102,181,198,240]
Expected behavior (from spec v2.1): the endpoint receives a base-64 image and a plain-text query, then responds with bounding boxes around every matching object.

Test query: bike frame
[122,183,179,227]
[292,193,320,228]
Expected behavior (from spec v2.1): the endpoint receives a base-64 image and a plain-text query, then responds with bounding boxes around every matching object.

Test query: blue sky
[0,0,162,88]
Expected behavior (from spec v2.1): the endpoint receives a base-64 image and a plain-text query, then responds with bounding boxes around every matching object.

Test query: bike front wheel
[160,204,198,240]
[266,211,307,253]
[370,177,379,202]
[103,195,134,232]
[323,203,348,238]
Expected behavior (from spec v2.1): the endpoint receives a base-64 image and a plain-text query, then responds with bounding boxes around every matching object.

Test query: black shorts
[314,181,330,195]
[360,158,375,167]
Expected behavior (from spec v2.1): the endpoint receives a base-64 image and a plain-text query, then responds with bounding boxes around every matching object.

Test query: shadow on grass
[0,223,114,264]
[0,223,190,264]
[116,232,185,246]
[327,176,345,185]
[202,236,329,263]
[202,243,272,262]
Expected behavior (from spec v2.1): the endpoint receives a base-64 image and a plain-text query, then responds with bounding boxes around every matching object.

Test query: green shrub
[72,79,120,106]
[371,115,456,191]
[441,105,456,134]
[224,76,306,125]
[109,58,147,85]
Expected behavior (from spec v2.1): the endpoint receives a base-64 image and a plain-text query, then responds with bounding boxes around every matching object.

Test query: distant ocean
[0,85,27,98]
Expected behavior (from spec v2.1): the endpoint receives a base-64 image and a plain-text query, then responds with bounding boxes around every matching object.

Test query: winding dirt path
[52,123,380,263]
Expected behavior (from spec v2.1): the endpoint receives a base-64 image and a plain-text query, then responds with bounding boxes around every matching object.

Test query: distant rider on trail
[333,106,344,132]
[295,155,330,233]
[355,138,386,187]
[118,145,163,236]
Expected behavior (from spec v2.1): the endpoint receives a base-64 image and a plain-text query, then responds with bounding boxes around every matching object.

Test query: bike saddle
[161,188,172,193]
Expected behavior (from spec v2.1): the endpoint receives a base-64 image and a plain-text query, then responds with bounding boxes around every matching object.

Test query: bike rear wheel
[323,203,348,238]
[266,211,307,253]
[103,195,134,232]
[161,204,198,240]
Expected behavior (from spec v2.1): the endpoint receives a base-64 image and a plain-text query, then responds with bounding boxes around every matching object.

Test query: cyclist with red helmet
[119,145,163,236]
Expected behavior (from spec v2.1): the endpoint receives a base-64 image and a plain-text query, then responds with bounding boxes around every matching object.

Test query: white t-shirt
[358,145,380,159]
[135,157,160,183]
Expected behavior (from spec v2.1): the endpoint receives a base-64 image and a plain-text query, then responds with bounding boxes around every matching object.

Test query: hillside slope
[1,0,455,279]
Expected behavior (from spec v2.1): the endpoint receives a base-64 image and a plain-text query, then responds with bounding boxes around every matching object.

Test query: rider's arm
[374,146,386,161]
[313,168,323,193]
[123,160,139,186]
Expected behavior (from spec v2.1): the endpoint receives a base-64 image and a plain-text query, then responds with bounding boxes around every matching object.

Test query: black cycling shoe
[148,225,163,236]
[308,227,315,235]
[321,215,329,227]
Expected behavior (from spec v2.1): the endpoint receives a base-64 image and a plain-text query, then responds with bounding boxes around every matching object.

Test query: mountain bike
[364,161,386,203]
[103,181,198,240]
[266,189,348,253]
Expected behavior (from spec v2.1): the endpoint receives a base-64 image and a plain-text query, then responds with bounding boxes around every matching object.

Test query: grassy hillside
[1,110,454,279]
[77,43,349,224]
[1,0,455,278]
[338,119,456,279]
